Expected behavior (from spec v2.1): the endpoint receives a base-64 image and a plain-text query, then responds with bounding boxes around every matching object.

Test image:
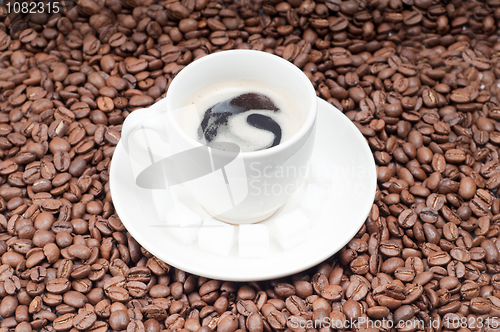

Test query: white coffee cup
[121,50,317,224]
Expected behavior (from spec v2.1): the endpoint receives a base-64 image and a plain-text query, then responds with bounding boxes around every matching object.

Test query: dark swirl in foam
[198,93,284,151]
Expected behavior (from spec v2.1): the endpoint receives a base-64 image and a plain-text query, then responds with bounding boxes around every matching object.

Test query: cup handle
[121,107,173,190]
[121,107,169,152]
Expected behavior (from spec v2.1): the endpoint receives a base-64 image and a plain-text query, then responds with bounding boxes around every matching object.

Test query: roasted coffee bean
[428,251,452,266]
[109,310,130,330]
[398,209,417,228]
[63,291,88,308]
[107,286,129,302]
[54,313,75,331]
[73,310,97,330]
[343,299,362,321]
[267,309,286,329]
[46,278,71,294]
[321,284,343,301]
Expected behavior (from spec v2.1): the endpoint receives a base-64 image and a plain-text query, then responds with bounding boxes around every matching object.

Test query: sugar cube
[198,217,235,257]
[238,224,269,258]
[300,184,327,222]
[273,209,310,250]
[165,202,202,244]
[309,159,333,191]
[152,189,178,221]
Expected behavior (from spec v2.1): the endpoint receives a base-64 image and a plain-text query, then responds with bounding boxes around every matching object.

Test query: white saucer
[109,98,376,281]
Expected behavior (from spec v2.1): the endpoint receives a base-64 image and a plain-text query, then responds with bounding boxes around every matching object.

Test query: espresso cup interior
[167,50,316,150]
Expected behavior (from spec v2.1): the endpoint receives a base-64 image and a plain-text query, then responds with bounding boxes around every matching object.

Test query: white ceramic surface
[110,98,377,281]
[120,50,317,224]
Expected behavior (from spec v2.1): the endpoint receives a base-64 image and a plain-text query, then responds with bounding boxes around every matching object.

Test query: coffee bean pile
[2,0,500,332]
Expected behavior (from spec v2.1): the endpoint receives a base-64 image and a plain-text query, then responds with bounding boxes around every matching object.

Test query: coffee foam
[180,79,305,152]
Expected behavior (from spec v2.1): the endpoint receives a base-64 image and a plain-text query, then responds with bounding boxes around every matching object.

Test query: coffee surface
[199,93,282,150]
[183,79,305,152]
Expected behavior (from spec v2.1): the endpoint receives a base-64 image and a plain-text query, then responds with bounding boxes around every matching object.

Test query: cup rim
[165,49,317,157]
